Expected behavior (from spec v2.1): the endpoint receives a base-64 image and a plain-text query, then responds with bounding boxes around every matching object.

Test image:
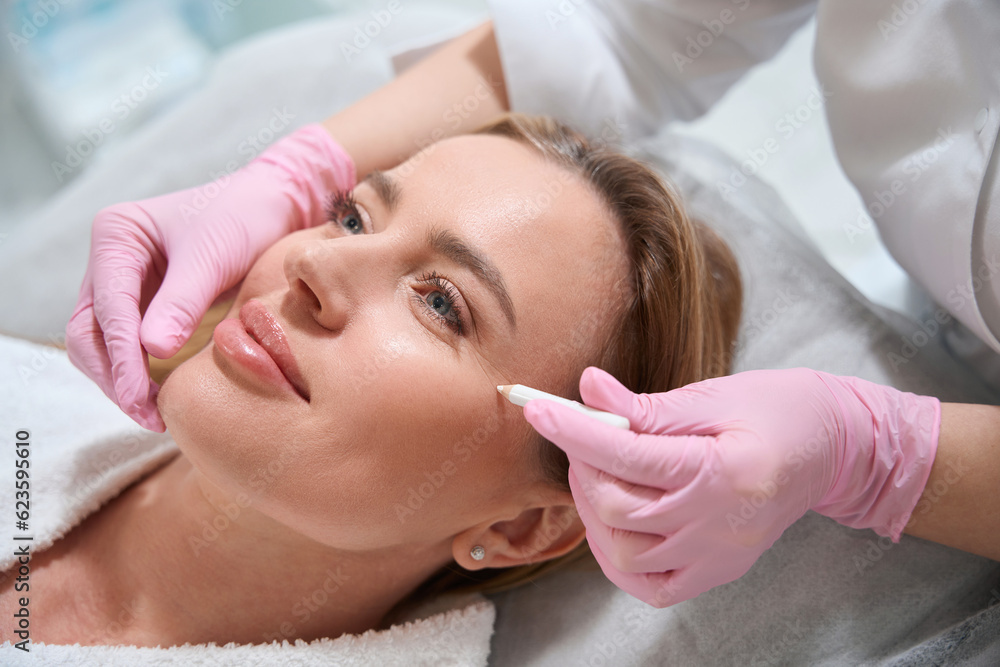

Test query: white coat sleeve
[486,0,817,142]
[815,0,1000,359]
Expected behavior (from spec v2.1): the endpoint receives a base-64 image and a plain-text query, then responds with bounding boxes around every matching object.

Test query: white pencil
[497,384,631,430]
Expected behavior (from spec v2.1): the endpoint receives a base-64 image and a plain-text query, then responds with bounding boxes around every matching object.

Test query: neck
[79,454,451,647]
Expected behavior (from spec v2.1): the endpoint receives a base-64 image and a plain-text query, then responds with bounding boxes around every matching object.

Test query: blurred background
[0,0,911,315]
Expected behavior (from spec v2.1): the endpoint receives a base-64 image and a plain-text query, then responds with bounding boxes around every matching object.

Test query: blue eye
[339,212,364,235]
[426,291,454,318]
[325,190,366,235]
[416,273,464,335]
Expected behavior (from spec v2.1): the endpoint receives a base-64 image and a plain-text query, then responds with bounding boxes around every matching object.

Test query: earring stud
[470,545,486,561]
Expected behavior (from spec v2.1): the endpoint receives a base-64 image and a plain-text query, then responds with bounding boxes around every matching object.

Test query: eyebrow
[363,169,401,212]
[362,170,517,330]
[428,228,517,330]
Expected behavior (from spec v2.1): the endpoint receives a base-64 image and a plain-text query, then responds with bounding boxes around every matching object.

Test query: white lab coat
[486,0,1000,357]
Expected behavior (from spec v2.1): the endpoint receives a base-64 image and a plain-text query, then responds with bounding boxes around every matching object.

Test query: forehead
[388,134,630,387]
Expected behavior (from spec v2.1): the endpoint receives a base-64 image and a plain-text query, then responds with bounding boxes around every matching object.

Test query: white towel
[0,334,495,665]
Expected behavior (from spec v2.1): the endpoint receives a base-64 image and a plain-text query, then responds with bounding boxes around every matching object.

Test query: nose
[283,237,363,332]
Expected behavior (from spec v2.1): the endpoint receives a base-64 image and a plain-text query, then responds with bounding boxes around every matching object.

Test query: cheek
[231,230,316,307]
[304,326,504,493]
[158,317,530,549]
[259,368,521,549]
[306,302,498,443]
[314,392,530,548]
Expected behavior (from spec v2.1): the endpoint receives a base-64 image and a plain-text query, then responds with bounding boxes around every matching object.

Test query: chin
[156,349,302,500]
[157,350,204,435]
[157,350,241,457]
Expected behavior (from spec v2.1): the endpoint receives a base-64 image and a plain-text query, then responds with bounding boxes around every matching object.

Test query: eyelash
[325,190,365,235]
[413,272,465,336]
[324,190,466,336]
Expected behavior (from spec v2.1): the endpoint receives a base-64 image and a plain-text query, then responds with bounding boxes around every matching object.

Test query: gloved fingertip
[592,541,683,609]
[129,392,166,433]
[580,366,634,415]
[114,370,143,402]
[140,314,191,358]
[581,366,618,385]
[142,412,167,433]
[143,335,184,360]
[522,401,551,430]
[136,413,166,433]
[524,400,582,440]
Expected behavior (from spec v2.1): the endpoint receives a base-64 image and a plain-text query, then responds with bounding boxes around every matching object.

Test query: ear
[451,490,586,570]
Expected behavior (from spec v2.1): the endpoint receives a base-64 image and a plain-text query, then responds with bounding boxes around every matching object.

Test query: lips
[231,299,310,401]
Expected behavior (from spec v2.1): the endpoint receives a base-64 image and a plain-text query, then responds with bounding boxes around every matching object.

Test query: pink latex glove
[66,124,355,431]
[524,366,940,608]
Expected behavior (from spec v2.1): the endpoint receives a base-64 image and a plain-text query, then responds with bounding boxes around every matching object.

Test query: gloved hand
[524,366,940,608]
[66,124,355,431]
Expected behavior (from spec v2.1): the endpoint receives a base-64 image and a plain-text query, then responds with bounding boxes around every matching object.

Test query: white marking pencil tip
[496,383,630,430]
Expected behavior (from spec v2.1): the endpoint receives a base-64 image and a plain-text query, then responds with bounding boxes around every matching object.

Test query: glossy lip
[240,299,309,401]
[212,299,310,401]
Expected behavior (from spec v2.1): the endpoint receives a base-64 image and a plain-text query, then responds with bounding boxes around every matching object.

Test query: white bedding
[0,8,997,666]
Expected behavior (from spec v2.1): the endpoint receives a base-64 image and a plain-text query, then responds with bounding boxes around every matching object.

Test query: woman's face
[158,134,628,552]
